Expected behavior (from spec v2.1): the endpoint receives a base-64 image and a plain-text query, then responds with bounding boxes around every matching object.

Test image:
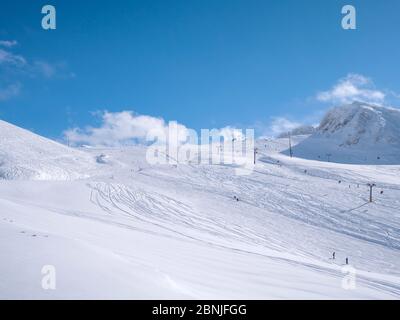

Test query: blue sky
[1,0,400,142]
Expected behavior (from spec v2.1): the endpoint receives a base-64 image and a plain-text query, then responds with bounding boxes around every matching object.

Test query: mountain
[277,125,316,138]
[286,102,400,164]
[0,119,96,180]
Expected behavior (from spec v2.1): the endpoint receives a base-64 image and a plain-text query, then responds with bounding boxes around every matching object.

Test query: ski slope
[0,120,96,180]
[0,121,400,299]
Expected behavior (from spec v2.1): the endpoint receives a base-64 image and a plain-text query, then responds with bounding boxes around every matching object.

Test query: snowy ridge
[318,102,400,146]
[0,120,97,180]
[287,102,400,164]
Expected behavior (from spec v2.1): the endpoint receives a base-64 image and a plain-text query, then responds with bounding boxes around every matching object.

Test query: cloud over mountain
[316,74,386,105]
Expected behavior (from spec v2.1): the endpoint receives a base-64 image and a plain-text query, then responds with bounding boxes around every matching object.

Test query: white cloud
[64,111,191,147]
[387,90,400,100]
[64,111,257,147]
[0,45,26,101]
[316,73,385,105]
[31,61,75,79]
[268,117,302,137]
[0,40,18,48]
[33,61,56,78]
[0,83,21,101]
[0,48,26,67]
[0,40,75,101]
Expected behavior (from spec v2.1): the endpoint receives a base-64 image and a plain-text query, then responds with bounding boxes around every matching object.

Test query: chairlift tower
[367,183,376,202]
[288,132,293,158]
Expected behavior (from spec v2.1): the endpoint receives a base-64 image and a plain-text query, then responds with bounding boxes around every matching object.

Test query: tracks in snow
[88,182,275,249]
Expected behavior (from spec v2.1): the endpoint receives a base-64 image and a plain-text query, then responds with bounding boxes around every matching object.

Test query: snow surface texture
[0,120,96,180]
[286,102,400,164]
[0,106,400,299]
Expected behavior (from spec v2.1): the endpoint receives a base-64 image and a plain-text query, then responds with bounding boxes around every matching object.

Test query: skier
[332,252,336,260]
[345,257,349,265]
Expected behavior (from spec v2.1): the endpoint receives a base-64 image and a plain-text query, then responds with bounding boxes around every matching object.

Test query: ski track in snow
[0,123,400,298]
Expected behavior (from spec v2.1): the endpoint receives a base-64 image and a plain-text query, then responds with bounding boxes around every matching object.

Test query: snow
[287,102,400,164]
[0,120,97,180]
[0,116,400,299]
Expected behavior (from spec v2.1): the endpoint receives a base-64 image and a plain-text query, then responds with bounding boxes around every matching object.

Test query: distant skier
[233,196,239,202]
[345,257,349,265]
[380,190,384,194]
[332,252,336,260]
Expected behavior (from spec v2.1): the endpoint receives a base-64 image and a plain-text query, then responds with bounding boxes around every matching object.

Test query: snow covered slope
[0,120,400,299]
[287,102,400,164]
[0,120,97,180]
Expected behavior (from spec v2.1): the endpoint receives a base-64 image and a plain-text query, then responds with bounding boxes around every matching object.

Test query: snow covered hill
[287,102,400,164]
[0,119,400,299]
[0,120,97,180]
